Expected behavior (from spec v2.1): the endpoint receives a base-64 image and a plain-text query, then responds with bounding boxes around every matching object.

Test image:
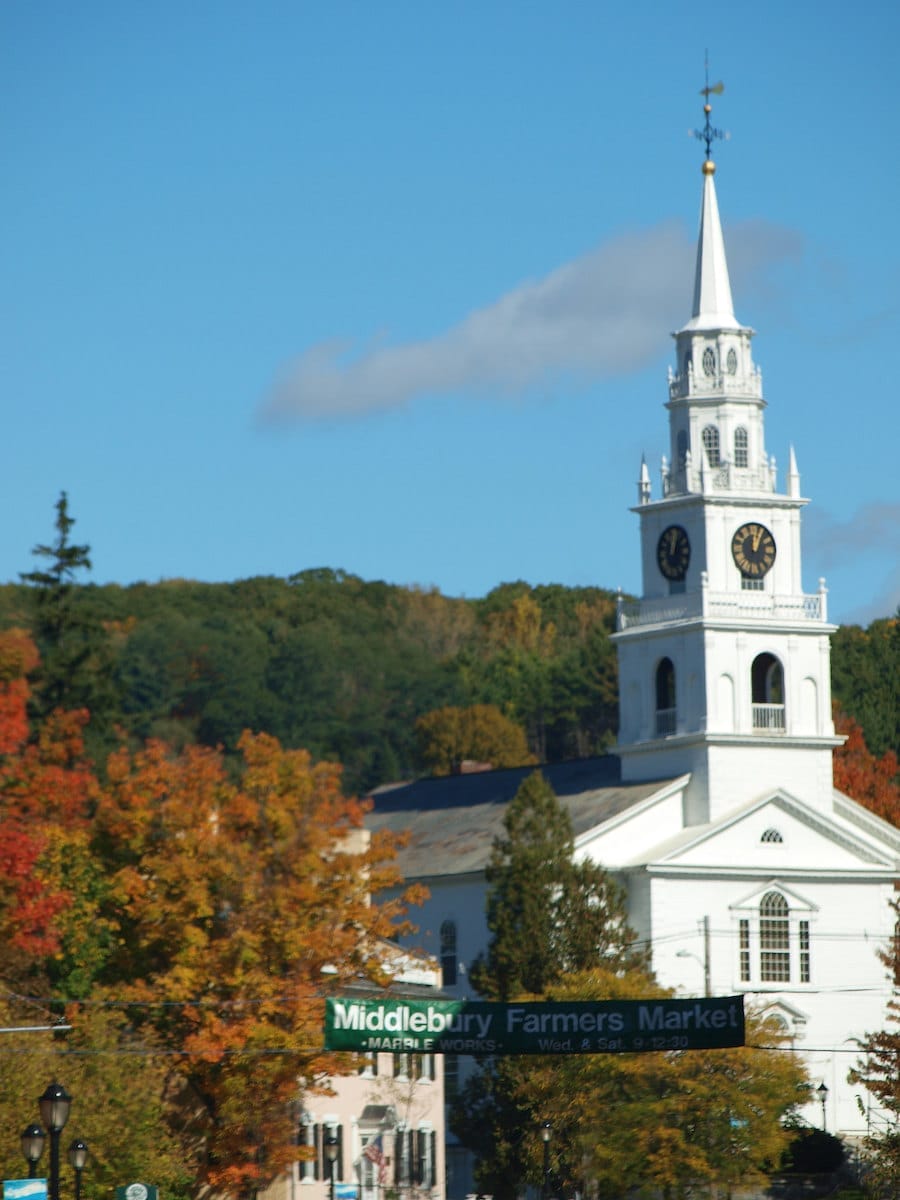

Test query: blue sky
[2,1,898,625]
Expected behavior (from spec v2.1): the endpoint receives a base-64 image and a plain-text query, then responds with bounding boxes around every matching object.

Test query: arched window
[734,426,748,468]
[737,892,811,984]
[702,425,720,467]
[676,429,688,467]
[702,346,716,376]
[726,346,738,375]
[761,828,784,843]
[751,653,785,731]
[655,657,676,736]
[760,892,790,981]
[440,919,457,987]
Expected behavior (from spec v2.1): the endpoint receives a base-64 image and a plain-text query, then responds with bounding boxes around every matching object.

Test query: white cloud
[259,220,803,423]
[806,502,900,567]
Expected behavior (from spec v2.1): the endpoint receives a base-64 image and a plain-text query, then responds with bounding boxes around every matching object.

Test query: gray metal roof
[365,756,677,879]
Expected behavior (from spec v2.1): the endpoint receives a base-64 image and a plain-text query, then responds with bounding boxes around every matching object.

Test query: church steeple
[681,162,741,333]
[612,80,840,822]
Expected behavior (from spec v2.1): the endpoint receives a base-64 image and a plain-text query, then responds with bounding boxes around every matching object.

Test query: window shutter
[416,1129,426,1185]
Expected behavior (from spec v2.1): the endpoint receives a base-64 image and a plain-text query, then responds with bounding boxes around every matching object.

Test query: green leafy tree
[0,1003,194,1200]
[832,612,899,758]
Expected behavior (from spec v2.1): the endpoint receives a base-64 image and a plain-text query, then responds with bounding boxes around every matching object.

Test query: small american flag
[363,1136,387,1183]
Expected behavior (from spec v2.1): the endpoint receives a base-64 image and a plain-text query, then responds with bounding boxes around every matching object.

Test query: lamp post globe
[21,1125,46,1179]
[541,1123,551,1200]
[38,1083,72,1200]
[69,1139,88,1200]
[817,1082,829,1132]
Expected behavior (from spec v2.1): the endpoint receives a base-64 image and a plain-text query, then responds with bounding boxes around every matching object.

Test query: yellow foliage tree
[415,704,537,775]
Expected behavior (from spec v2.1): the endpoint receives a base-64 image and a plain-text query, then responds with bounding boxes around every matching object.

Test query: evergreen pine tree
[20,492,113,745]
[469,771,647,999]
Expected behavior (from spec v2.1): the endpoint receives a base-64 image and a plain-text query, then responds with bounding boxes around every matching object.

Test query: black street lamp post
[21,1124,46,1178]
[38,1083,72,1200]
[324,1134,339,1200]
[69,1140,88,1200]
[541,1123,551,1200]
[817,1082,829,1132]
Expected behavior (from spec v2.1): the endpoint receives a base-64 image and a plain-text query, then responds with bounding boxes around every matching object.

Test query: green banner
[325,995,744,1055]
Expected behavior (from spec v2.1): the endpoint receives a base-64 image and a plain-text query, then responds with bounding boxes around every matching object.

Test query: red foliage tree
[833,706,899,827]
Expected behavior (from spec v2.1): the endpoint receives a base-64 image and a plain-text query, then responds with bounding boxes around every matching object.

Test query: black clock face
[731,522,776,578]
[657,525,691,581]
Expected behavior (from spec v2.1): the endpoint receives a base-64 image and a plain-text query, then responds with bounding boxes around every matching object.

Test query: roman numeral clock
[731,522,776,579]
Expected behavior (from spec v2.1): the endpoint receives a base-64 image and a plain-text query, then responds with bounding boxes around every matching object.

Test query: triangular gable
[755,998,810,1042]
[730,878,818,914]
[642,788,896,873]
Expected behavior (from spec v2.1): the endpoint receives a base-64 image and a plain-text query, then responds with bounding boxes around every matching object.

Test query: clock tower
[612,97,841,826]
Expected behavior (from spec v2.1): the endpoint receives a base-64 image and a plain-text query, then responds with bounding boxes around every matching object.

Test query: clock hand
[752,528,762,552]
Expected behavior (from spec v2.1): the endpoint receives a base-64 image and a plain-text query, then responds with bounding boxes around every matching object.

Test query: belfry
[613,89,841,825]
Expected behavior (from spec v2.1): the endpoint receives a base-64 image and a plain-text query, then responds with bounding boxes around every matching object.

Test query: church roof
[677,163,743,334]
[365,756,678,879]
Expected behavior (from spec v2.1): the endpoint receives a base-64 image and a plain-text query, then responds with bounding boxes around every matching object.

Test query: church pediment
[641,789,896,873]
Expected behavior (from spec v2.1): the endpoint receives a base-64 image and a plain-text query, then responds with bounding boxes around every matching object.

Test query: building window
[702,425,721,466]
[760,892,790,981]
[298,1117,318,1181]
[735,893,814,986]
[357,1051,378,1076]
[751,653,785,731]
[734,425,748,467]
[676,429,689,467]
[395,1128,413,1186]
[416,1129,437,1188]
[761,828,783,843]
[741,576,765,591]
[799,920,810,983]
[393,1053,434,1081]
[702,347,716,376]
[727,347,738,375]
[444,1053,459,1101]
[393,1128,436,1189]
[440,919,457,987]
[655,657,676,737]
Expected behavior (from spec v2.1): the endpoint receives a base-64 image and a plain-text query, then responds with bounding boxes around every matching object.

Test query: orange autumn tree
[833,706,900,827]
[0,628,99,968]
[94,730,426,1196]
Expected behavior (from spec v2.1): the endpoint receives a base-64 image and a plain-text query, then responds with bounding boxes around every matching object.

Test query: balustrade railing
[617,588,824,630]
[655,708,677,737]
[752,703,785,732]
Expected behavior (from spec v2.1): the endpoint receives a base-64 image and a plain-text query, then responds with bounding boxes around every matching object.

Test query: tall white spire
[683,163,741,331]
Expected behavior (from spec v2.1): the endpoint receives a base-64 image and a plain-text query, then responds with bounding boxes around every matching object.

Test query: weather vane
[693,52,728,161]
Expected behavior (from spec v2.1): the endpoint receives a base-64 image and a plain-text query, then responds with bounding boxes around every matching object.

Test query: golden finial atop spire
[693,52,727,172]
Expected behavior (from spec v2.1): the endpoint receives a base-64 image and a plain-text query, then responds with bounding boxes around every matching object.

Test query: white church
[366,101,899,1195]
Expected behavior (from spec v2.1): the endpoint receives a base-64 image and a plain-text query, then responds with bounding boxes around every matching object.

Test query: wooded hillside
[0,562,895,799]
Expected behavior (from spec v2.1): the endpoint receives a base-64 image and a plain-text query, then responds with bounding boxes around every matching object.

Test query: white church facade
[365,105,899,1195]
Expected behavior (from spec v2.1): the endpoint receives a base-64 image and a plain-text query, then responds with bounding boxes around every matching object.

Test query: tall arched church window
[751,653,785,731]
[676,430,688,467]
[726,347,738,374]
[702,425,720,467]
[440,919,457,987]
[737,892,812,985]
[655,657,676,737]
[702,346,716,376]
[734,426,748,468]
[760,892,790,981]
